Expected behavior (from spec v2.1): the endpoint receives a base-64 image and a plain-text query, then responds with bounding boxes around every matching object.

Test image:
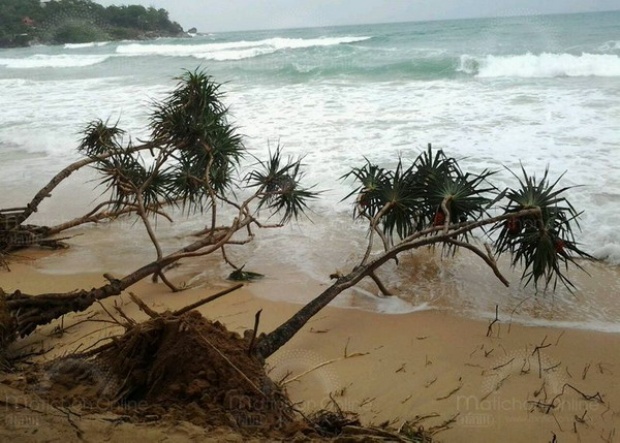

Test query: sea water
[1,11,619,330]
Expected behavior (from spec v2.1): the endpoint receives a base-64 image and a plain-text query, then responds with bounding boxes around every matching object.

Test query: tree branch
[447,239,510,287]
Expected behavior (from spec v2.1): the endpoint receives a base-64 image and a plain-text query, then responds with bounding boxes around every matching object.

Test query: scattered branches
[530,383,604,414]
[487,305,500,337]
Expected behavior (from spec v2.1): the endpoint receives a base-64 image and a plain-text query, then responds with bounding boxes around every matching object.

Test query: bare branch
[447,239,510,287]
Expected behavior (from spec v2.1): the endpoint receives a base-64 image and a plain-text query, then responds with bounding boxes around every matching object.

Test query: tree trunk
[256,268,368,359]
[256,209,542,359]
[0,145,152,254]
[1,226,233,346]
[6,259,162,338]
[18,145,149,224]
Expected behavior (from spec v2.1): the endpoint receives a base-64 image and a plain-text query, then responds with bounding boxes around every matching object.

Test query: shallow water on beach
[1,11,620,331]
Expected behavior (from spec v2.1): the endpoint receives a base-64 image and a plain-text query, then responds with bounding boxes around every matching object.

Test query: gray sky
[95,0,620,32]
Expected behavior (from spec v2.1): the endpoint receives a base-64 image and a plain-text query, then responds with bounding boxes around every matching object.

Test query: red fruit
[506,217,521,236]
[555,239,566,254]
[358,192,368,208]
[433,210,446,226]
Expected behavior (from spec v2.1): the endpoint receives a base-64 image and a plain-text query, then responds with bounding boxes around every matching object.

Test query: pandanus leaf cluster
[247,147,318,223]
[78,119,125,156]
[345,147,591,290]
[77,69,316,223]
[149,69,245,210]
[491,167,592,289]
[343,146,495,240]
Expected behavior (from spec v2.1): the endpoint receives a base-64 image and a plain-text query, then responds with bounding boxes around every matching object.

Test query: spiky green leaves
[492,166,592,290]
[345,148,590,291]
[343,146,495,240]
[150,69,245,209]
[247,148,318,223]
[343,160,391,220]
[79,119,125,157]
[95,149,176,215]
[81,69,317,224]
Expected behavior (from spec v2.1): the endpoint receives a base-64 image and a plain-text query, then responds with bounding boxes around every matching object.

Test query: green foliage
[343,146,494,239]
[0,0,42,45]
[51,21,107,44]
[93,148,175,215]
[491,166,592,290]
[79,120,125,156]
[0,0,183,47]
[247,147,318,223]
[81,69,316,226]
[150,70,245,210]
[344,148,589,290]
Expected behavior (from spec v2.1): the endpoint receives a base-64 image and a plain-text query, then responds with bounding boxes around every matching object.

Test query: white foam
[115,36,371,61]
[505,317,620,334]
[599,40,620,52]
[0,54,110,69]
[64,41,110,49]
[592,244,620,265]
[463,52,620,78]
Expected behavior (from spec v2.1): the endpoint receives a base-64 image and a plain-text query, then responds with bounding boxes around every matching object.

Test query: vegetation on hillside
[0,0,184,47]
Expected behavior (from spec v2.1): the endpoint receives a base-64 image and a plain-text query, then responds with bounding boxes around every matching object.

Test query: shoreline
[2,255,620,441]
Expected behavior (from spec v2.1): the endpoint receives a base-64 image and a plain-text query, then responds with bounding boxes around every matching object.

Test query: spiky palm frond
[140,166,177,214]
[412,144,461,189]
[425,171,496,224]
[79,119,125,157]
[166,155,214,214]
[150,69,228,145]
[341,159,392,219]
[410,146,496,227]
[343,147,495,241]
[95,150,146,212]
[379,159,423,239]
[492,166,592,290]
[94,149,175,217]
[247,148,318,222]
[342,158,424,239]
[149,69,245,205]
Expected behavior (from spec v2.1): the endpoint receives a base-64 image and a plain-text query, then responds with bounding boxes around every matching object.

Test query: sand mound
[1,303,432,442]
[36,310,295,435]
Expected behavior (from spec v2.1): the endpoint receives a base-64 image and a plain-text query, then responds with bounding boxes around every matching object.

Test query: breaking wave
[459,52,620,78]
[0,54,110,69]
[115,36,372,61]
[64,41,110,49]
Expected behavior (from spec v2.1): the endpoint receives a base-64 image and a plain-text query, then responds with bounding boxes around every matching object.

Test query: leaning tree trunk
[0,144,150,252]
[255,209,543,359]
[0,228,231,350]
[256,256,380,359]
[4,258,166,339]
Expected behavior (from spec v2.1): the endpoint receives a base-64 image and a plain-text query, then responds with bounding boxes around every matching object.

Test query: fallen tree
[0,71,592,363]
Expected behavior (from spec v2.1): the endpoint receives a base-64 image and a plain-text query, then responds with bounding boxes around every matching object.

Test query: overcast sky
[95,0,620,32]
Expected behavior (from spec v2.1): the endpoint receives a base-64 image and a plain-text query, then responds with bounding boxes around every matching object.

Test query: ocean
[1,11,619,330]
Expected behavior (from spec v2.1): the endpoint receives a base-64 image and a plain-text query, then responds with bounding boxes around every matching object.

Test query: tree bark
[2,228,232,341]
[256,208,541,359]
[17,145,149,224]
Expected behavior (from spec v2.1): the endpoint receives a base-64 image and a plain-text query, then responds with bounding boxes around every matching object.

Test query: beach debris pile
[0,299,434,441]
[36,308,296,435]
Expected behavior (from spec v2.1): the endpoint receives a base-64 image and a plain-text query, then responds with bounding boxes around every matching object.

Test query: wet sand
[2,255,619,442]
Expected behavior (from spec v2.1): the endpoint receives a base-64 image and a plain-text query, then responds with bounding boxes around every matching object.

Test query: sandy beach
[1,253,619,442]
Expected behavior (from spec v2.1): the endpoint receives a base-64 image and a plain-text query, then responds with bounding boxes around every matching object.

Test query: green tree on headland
[0,0,184,47]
